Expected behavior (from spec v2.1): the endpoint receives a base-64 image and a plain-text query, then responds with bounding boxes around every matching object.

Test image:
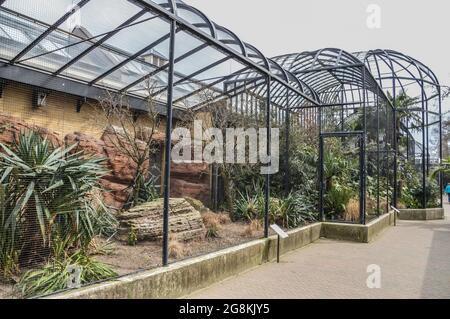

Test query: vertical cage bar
[284,89,291,196]
[361,67,367,225]
[392,76,398,208]
[162,20,176,266]
[376,90,381,215]
[421,88,427,209]
[318,135,324,221]
[264,76,271,238]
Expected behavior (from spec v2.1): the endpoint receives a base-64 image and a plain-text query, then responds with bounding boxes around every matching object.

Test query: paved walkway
[188,204,450,299]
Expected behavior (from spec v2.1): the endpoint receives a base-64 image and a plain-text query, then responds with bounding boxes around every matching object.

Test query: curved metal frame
[0,1,442,265]
[274,47,442,218]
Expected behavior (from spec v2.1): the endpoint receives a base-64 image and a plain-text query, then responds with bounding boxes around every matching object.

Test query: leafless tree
[96,79,162,208]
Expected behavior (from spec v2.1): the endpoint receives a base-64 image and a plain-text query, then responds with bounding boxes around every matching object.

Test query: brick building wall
[0,81,211,208]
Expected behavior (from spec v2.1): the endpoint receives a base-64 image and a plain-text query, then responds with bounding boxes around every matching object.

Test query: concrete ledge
[44,223,322,299]
[43,214,394,299]
[398,208,444,221]
[320,211,395,243]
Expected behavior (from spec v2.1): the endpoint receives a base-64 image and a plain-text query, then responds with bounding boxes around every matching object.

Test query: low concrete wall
[320,212,395,243]
[44,213,394,299]
[45,223,322,299]
[398,208,444,221]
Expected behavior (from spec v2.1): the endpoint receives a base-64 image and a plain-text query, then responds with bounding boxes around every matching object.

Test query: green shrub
[324,182,354,218]
[0,130,117,275]
[233,187,264,222]
[400,160,440,209]
[283,191,318,227]
[233,185,317,229]
[205,225,219,238]
[125,173,159,208]
[17,250,117,298]
[402,178,440,209]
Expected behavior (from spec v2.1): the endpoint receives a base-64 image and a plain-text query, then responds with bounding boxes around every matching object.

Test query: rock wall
[0,114,211,209]
[171,162,210,205]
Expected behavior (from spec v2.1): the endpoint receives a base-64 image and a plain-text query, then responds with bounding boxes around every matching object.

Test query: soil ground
[0,220,263,299]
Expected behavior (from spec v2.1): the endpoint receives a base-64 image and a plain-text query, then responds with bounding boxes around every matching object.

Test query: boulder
[65,132,107,157]
[117,198,205,242]
[101,130,150,185]
[100,179,130,209]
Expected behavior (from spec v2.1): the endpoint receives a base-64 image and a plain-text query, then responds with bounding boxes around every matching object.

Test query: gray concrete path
[187,204,450,299]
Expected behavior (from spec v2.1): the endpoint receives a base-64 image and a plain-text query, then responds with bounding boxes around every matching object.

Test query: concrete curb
[398,208,444,221]
[320,211,395,243]
[44,213,392,299]
[45,223,321,299]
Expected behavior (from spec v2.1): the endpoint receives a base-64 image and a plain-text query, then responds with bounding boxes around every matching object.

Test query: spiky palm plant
[0,131,116,270]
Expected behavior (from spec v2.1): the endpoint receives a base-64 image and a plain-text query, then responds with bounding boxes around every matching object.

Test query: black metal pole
[392,78,398,208]
[361,67,367,225]
[421,89,427,209]
[162,20,176,266]
[359,133,366,224]
[318,136,324,221]
[376,90,380,216]
[426,99,430,177]
[406,117,410,162]
[386,100,391,210]
[318,100,324,221]
[277,235,280,263]
[264,76,271,238]
[340,85,345,132]
[284,89,291,196]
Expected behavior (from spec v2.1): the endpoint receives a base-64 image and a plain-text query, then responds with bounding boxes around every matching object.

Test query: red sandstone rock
[0,114,62,147]
[65,132,106,157]
[170,179,210,205]
[0,114,211,209]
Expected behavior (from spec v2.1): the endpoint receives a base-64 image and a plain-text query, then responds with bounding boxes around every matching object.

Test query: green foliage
[0,184,19,280]
[205,225,219,238]
[126,173,159,208]
[431,156,450,179]
[230,165,265,200]
[233,182,317,229]
[0,130,117,276]
[232,183,265,222]
[127,227,138,246]
[324,183,353,217]
[282,191,318,227]
[399,160,440,209]
[402,178,440,209]
[272,128,318,197]
[322,139,359,219]
[17,249,117,298]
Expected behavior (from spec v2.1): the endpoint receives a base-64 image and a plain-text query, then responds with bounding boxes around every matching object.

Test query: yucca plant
[283,192,318,228]
[0,130,117,269]
[233,190,263,222]
[17,249,117,298]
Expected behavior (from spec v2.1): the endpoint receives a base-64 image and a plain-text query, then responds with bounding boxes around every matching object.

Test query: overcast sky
[186,0,450,99]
